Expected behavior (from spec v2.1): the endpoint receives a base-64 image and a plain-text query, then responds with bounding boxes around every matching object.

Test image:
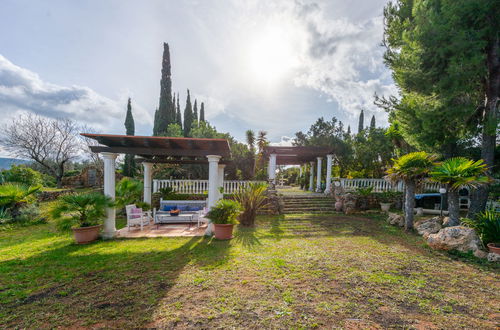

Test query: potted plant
[206,199,242,240]
[462,209,500,255]
[50,192,113,244]
[378,192,392,212]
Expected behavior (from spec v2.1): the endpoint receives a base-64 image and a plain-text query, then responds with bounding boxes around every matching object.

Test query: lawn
[0,213,498,329]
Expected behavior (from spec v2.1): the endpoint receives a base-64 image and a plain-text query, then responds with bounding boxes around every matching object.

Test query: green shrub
[0,183,41,209]
[462,210,500,246]
[63,170,80,177]
[1,165,43,186]
[115,177,142,209]
[356,186,374,196]
[0,208,13,224]
[206,199,242,225]
[15,204,45,225]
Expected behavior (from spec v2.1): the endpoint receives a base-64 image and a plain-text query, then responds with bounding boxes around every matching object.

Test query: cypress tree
[358,109,364,134]
[123,98,136,177]
[153,108,159,136]
[200,102,205,122]
[370,115,376,130]
[183,89,194,137]
[347,125,351,135]
[176,92,182,128]
[155,42,174,135]
[193,99,198,125]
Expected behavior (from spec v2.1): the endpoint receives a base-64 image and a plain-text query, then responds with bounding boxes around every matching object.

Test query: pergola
[82,133,231,238]
[263,146,335,193]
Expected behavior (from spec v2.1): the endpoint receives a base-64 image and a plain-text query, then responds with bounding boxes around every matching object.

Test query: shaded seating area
[82,133,231,238]
[154,199,207,227]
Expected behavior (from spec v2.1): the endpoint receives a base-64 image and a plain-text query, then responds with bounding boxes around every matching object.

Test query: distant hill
[0,158,30,170]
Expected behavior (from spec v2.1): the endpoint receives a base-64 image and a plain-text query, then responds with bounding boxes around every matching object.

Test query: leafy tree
[1,165,43,186]
[154,42,175,136]
[381,0,500,215]
[123,98,136,177]
[200,102,205,122]
[358,109,364,134]
[165,123,183,137]
[386,152,436,230]
[183,89,194,137]
[431,158,490,226]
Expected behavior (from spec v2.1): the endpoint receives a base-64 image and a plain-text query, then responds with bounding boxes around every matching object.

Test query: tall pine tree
[183,89,194,137]
[176,92,182,129]
[193,99,198,125]
[123,98,136,177]
[370,115,376,130]
[200,102,205,122]
[358,109,364,134]
[154,42,175,136]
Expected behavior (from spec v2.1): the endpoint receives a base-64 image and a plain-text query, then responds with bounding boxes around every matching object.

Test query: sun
[246,25,299,86]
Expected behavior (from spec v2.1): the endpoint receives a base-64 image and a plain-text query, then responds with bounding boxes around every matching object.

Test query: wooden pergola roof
[263,146,334,165]
[81,133,231,163]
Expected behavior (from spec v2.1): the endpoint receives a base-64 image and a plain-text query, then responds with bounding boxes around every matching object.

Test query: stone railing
[153,179,266,194]
[338,178,441,192]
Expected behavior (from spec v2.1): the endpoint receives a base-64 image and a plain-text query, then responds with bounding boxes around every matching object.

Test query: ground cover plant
[0,213,498,329]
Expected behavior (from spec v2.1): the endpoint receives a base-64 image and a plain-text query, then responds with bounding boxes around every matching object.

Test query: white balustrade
[338,178,441,193]
[153,179,266,194]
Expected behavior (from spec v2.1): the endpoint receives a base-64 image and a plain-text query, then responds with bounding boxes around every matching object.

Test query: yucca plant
[234,182,268,227]
[50,192,114,230]
[386,152,437,230]
[462,210,500,246]
[431,157,490,226]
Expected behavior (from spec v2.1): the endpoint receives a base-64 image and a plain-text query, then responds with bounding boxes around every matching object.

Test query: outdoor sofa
[153,199,207,227]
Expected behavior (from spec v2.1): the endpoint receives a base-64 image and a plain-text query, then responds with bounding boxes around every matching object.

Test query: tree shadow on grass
[0,234,232,328]
[233,225,262,248]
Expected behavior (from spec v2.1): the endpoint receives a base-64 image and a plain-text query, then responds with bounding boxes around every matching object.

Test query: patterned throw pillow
[130,207,142,219]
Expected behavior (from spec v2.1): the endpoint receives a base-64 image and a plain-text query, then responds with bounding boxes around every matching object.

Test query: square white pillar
[316,157,323,192]
[143,162,153,204]
[309,161,315,192]
[217,164,225,200]
[101,152,118,239]
[325,154,333,194]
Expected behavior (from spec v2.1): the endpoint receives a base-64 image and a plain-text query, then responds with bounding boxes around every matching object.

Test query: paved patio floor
[117,223,207,238]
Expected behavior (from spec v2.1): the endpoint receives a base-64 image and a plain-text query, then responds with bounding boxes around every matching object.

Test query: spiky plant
[462,210,500,246]
[50,192,113,230]
[431,158,490,226]
[0,183,41,210]
[385,152,436,230]
[115,177,143,209]
[234,182,268,227]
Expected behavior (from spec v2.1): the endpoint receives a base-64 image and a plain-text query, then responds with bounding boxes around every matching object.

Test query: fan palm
[430,158,490,226]
[386,152,436,230]
[115,177,142,209]
[234,182,268,227]
[50,192,113,230]
[0,183,41,209]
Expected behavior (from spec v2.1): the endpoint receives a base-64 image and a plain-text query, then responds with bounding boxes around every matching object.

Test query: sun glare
[247,26,299,87]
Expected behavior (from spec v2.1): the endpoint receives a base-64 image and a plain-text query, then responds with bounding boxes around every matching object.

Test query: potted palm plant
[50,192,114,244]
[206,199,242,240]
[386,152,436,231]
[378,192,392,212]
[234,182,268,227]
[431,157,490,226]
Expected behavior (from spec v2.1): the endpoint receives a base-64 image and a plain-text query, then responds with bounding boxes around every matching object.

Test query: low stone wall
[37,189,74,202]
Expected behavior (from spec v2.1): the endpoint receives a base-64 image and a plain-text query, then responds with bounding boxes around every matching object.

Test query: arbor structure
[123,98,136,177]
[1,114,81,188]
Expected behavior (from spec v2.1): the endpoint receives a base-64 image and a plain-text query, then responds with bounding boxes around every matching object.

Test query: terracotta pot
[380,203,391,212]
[487,243,500,255]
[72,225,102,244]
[335,201,343,211]
[213,224,234,240]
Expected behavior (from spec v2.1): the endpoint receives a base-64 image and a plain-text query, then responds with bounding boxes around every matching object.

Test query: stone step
[282,210,339,214]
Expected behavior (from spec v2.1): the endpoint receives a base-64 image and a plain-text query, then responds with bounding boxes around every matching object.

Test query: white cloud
[0,54,152,130]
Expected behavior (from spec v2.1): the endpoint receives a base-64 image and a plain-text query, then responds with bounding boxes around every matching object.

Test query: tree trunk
[404,181,415,231]
[468,35,499,218]
[447,189,460,226]
[56,176,63,188]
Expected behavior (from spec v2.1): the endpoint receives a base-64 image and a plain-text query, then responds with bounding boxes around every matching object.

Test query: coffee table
[155,213,196,228]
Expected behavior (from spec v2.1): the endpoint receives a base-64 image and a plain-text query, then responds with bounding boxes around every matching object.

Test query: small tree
[1,114,81,188]
[235,183,268,227]
[386,152,436,231]
[431,158,490,226]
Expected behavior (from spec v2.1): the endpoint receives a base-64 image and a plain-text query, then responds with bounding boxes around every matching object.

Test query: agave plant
[431,157,490,226]
[50,192,114,230]
[234,182,268,227]
[0,183,41,210]
[386,152,436,230]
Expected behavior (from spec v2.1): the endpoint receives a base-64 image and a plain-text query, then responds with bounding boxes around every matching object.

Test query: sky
[0,0,396,153]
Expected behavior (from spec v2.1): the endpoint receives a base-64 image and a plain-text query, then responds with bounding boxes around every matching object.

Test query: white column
[217,164,225,200]
[325,154,333,193]
[143,162,153,204]
[269,153,277,184]
[309,161,315,192]
[207,155,221,209]
[316,157,323,192]
[101,152,118,239]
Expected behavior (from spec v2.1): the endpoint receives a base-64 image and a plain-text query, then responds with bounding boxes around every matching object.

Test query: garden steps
[281,194,336,214]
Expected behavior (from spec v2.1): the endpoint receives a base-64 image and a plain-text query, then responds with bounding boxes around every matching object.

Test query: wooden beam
[89,146,229,157]
[135,158,231,165]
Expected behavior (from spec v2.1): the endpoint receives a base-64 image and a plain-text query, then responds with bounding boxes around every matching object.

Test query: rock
[415,217,442,237]
[387,212,404,227]
[416,207,424,216]
[426,226,483,255]
[343,193,357,214]
[442,217,454,227]
[487,253,500,262]
[474,250,488,259]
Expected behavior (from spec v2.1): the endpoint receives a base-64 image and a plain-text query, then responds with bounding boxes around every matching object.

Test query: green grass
[0,213,498,328]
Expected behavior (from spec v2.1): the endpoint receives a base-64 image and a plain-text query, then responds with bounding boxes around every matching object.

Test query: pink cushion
[130,207,142,219]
